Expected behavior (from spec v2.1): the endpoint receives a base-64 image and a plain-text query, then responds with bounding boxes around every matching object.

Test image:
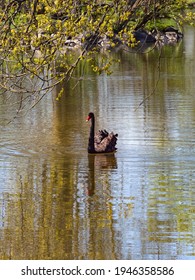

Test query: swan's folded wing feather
[95,132,118,152]
[94,129,109,144]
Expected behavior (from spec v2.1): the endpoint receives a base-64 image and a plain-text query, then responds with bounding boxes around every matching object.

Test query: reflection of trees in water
[1,150,194,259]
[0,154,119,259]
[0,157,76,259]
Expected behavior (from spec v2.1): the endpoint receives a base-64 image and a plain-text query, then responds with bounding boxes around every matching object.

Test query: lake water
[0,26,195,260]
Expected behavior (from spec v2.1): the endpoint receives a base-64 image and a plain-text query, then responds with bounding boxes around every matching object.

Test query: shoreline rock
[62,26,183,52]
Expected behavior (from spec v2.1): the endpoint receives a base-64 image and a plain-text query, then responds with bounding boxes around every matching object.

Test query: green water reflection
[0,26,195,260]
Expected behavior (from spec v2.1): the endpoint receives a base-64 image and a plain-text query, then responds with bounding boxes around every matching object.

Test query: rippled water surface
[0,26,195,260]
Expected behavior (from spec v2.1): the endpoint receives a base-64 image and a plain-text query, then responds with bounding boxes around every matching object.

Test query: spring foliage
[0,0,194,107]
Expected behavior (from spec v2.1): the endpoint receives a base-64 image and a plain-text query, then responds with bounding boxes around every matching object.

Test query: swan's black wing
[95,132,118,153]
[94,129,109,144]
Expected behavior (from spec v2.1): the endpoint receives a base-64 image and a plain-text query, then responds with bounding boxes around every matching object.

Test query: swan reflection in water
[87,153,117,196]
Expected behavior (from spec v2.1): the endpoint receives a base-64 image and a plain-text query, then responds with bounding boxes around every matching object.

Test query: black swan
[86,112,118,153]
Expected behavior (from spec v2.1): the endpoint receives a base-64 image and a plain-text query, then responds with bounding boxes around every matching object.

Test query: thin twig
[134,45,162,111]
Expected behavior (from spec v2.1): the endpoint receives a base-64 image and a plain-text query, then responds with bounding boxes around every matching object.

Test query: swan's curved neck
[88,116,95,153]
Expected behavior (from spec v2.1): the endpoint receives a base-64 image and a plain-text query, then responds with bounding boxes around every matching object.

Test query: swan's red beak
[86,115,91,122]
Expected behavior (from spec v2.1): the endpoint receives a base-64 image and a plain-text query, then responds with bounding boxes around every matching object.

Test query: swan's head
[86,112,94,122]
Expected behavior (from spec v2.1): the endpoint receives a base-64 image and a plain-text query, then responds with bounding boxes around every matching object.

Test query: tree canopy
[0,0,194,110]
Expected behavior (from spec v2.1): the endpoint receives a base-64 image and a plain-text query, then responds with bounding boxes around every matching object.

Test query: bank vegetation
[0,0,195,110]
